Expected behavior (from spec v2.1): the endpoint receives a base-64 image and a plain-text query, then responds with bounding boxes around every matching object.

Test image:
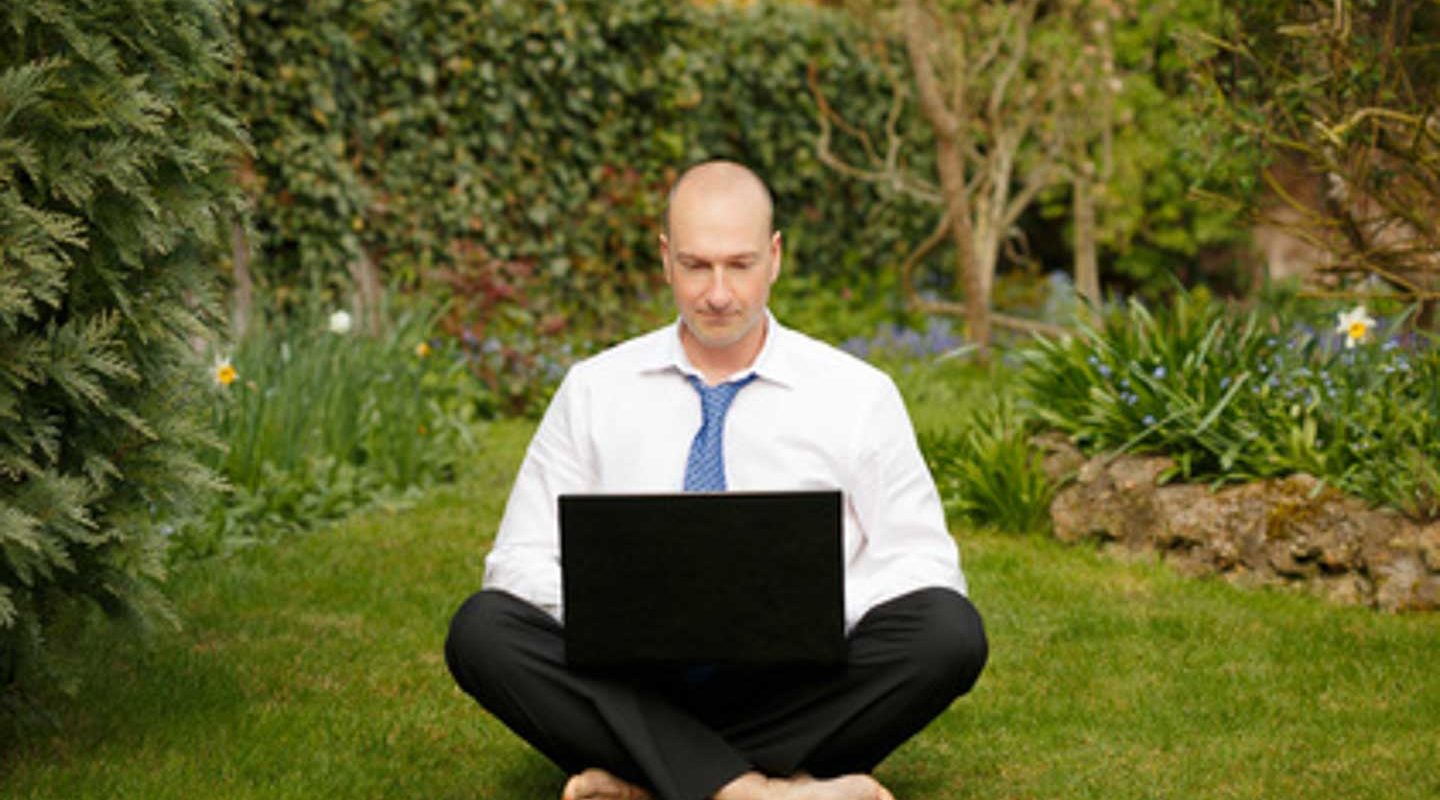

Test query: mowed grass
[3,418,1438,799]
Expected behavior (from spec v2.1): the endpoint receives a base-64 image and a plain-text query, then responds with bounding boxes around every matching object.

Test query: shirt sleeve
[481,366,594,622]
[848,377,968,606]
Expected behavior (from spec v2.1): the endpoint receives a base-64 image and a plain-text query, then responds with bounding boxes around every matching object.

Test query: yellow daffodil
[329,310,353,334]
[415,341,432,358]
[1334,305,1377,348]
[213,356,237,387]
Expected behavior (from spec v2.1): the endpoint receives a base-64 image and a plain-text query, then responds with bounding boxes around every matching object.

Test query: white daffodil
[1334,305,1377,348]
[213,355,237,387]
[328,309,353,335]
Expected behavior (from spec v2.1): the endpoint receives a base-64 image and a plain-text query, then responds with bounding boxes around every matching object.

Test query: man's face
[661,187,781,354]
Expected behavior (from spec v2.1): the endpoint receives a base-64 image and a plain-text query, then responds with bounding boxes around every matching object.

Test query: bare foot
[714,771,895,800]
[562,767,653,800]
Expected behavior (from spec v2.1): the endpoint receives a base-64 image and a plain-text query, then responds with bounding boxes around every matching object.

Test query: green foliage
[879,353,1054,534]
[921,396,1054,535]
[1036,0,1255,294]
[231,0,926,337]
[1020,289,1440,518]
[168,304,483,560]
[0,0,243,690]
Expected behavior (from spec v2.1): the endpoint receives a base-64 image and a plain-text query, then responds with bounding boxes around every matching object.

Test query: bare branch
[807,61,943,205]
[986,0,1039,124]
[902,0,960,138]
[899,209,953,305]
[915,296,1070,339]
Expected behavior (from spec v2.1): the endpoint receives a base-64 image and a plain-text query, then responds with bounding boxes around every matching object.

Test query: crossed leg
[446,588,986,800]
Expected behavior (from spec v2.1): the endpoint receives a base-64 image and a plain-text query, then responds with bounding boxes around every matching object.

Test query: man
[446,160,987,800]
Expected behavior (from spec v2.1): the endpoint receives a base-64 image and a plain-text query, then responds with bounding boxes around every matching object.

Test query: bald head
[663,160,774,240]
[659,160,782,370]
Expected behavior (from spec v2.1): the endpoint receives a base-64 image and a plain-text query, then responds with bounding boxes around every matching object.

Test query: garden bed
[1037,433,1440,612]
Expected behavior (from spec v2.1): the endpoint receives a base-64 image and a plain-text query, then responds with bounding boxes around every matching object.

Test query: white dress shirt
[482,313,968,632]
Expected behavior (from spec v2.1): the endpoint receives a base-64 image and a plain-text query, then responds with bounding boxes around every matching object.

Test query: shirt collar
[638,310,798,389]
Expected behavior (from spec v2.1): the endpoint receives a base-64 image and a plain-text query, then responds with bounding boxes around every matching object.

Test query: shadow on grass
[0,626,250,781]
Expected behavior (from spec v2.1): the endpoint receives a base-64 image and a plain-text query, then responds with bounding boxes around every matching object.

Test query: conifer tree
[0,0,243,691]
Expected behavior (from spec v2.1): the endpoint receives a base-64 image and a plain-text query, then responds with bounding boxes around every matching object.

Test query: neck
[681,317,768,386]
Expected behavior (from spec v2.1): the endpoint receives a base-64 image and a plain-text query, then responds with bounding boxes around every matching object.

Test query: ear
[768,230,782,284]
[660,233,674,285]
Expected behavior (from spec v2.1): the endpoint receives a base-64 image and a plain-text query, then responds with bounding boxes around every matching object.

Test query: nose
[703,266,733,308]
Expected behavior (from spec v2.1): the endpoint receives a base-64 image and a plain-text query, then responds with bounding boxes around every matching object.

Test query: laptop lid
[560,490,844,669]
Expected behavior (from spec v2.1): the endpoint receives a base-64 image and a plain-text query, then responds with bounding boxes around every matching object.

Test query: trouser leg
[445,587,986,798]
[679,587,988,777]
[444,590,749,800]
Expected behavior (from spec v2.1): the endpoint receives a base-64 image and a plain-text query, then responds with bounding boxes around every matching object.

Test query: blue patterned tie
[682,374,756,492]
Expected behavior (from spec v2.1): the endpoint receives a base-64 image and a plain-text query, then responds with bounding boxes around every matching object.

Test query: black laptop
[559,490,844,669]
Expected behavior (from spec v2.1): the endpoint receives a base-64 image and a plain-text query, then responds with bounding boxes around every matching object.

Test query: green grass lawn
[2,418,1437,799]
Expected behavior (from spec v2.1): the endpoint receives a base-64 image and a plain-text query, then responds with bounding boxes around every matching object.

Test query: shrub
[1020,290,1440,519]
[0,0,243,690]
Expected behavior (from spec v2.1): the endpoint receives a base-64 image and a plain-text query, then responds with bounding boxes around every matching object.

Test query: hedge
[231,0,933,344]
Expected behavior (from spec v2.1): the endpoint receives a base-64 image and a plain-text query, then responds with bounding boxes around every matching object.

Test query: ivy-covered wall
[233,0,931,342]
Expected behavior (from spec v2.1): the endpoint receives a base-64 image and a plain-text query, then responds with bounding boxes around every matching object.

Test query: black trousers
[445,587,987,800]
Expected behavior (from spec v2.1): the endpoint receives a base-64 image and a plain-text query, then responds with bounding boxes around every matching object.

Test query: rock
[1110,455,1174,494]
[1311,573,1371,606]
[1048,452,1172,547]
[1373,553,1429,612]
[1031,432,1086,486]
[1040,443,1439,613]
[1419,522,1440,571]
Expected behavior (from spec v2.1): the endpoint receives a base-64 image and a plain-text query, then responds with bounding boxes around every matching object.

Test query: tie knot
[688,374,755,419]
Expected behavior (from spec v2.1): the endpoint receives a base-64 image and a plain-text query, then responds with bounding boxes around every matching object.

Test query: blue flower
[840,337,870,359]
[1098,363,1112,378]
[1142,414,1156,426]
[1152,366,1167,380]
[1219,375,1232,390]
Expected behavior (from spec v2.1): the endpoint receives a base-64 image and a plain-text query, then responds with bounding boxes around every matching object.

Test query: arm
[481,367,594,621]
[848,377,968,598]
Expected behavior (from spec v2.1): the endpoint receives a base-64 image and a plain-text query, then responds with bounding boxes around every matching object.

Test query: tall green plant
[171,304,482,560]
[1021,290,1440,518]
[921,396,1055,534]
[0,0,244,691]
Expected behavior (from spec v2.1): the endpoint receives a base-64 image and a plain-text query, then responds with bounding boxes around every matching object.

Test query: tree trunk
[902,0,991,356]
[347,247,385,337]
[230,221,252,340]
[1073,166,1101,316]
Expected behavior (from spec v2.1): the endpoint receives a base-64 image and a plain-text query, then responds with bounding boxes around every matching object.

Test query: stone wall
[1034,434,1440,612]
